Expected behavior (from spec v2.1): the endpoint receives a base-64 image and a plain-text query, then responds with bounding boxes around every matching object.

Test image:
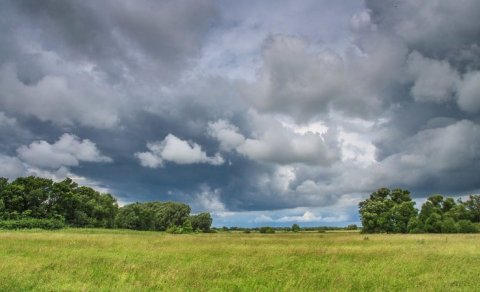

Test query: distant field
[1,229,479,291]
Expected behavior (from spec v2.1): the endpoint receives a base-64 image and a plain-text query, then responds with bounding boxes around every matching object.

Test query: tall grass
[1,229,479,291]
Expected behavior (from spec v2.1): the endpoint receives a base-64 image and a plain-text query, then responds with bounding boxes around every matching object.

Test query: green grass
[1,229,479,291]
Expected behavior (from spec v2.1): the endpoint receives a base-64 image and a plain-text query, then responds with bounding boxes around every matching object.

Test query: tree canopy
[359,188,480,233]
[0,176,212,232]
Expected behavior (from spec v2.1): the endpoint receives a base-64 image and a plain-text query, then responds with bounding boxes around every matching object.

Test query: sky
[1,0,480,227]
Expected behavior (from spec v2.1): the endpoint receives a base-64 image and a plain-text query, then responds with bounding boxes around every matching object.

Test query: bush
[259,226,275,234]
[165,220,194,234]
[190,212,212,232]
[441,218,458,233]
[291,223,301,232]
[0,218,65,230]
[457,220,478,233]
[346,224,358,230]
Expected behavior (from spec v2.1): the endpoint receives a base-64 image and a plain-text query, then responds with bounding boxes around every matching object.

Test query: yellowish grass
[0,229,479,291]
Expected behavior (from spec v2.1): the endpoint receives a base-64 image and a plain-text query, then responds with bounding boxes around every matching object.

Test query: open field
[1,229,479,291]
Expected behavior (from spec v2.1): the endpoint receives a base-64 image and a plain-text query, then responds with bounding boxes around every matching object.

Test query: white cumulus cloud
[135,134,224,167]
[17,133,112,169]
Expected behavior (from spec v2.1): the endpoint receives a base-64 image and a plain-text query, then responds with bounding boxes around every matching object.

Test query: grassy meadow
[1,229,479,291]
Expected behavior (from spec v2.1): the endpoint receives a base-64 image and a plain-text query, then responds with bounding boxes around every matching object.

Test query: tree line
[216,225,357,233]
[0,176,212,232]
[359,188,480,233]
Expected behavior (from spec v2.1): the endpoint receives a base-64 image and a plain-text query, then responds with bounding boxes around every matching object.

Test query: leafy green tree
[407,217,423,233]
[464,195,480,223]
[115,201,191,231]
[0,177,8,212]
[2,176,54,218]
[359,198,392,233]
[441,217,458,233]
[418,195,445,229]
[359,188,417,233]
[0,178,5,215]
[445,203,471,222]
[346,224,358,230]
[457,220,478,233]
[259,226,275,234]
[424,213,443,233]
[0,176,118,228]
[291,223,301,232]
[150,202,191,230]
[190,212,212,232]
[391,201,418,233]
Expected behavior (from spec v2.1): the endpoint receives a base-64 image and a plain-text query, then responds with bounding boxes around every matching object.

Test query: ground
[0,229,479,291]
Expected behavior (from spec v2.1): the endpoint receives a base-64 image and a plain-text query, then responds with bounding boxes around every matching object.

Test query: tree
[441,217,458,233]
[291,223,301,232]
[0,175,209,232]
[391,201,417,233]
[359,198,392,233]
[457,220,477,233]
[346,224,358,230]
[190,212,213,232]
[445,203,471,222]
[359,188,417,233]
[0,176,53,219]
[407,217,423,233]
[115,201,191,231]
[464,195,480,223]
[418,195,445,232]
[259,226,275,234]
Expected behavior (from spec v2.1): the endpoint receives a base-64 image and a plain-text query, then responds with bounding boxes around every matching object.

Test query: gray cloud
[406,51,460,103]
[135,134,224,167]
[366,0,480,59]
[0,0,479,225]
[457,71,480,113]
[0,155,26,179]
[7,0,217,81]
[247,33,407,122]
[209,113,338,166]
[17,133,112,169]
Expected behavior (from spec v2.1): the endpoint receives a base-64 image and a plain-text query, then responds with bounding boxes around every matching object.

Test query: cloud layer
[1,0,479,226]
[135,134,224,167]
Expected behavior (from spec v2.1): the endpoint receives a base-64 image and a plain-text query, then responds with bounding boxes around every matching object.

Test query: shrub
[346,224,358,230]
[441,218,458,233]
[291,224,301,232]
[457,220,478,233]
[165,220,194,234]
[0,218,65,230]
[190,212,212,232]
[259,226,275,234]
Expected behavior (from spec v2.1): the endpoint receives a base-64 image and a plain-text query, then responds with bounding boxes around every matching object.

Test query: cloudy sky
[1,0,480,227]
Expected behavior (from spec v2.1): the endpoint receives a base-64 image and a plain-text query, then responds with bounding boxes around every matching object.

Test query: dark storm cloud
[359,0,480,197]
[366,0,480,60]
[1,0,480,225]
[8,0,218,81]
[0,0,218,128]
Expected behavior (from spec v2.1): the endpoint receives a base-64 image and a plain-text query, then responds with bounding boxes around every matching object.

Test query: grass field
[1,229,479,291]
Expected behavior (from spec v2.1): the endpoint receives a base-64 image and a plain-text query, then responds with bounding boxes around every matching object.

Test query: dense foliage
[359,188,480,233]
[258,226,275,233]
[115,201,191,231]
[0,218,65,230]
[0,176,212,232]
[190,212,213,232]
[0,176,117,228]
[291,223,301,232]
[215,226,350,233]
